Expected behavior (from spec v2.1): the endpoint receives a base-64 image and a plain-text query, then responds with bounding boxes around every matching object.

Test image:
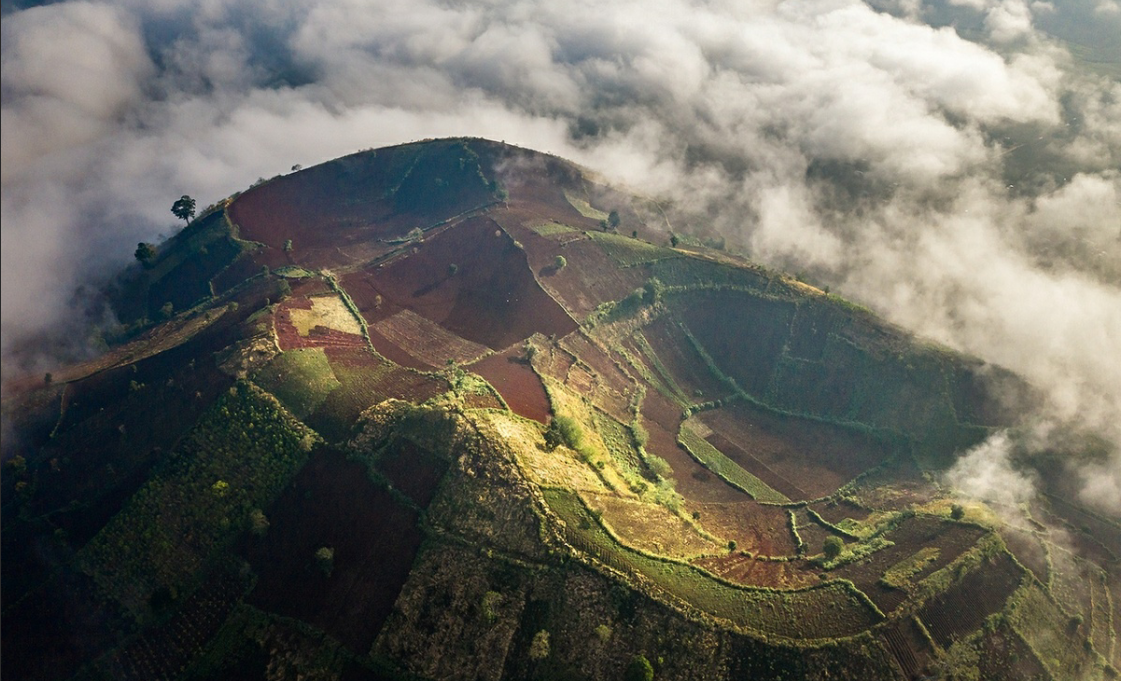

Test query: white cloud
[1,0,1118,512]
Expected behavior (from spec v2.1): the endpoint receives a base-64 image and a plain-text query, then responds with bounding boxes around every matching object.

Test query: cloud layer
[2,0,1119,512]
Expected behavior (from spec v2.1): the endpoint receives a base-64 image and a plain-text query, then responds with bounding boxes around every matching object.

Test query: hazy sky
[2,0,1119,511]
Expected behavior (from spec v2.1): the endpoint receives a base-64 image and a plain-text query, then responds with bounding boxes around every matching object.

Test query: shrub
[647,455,672,480]
[625,655,654,681]
[594,623,612,642]
[544,415,583,450]
[482,591,502,623]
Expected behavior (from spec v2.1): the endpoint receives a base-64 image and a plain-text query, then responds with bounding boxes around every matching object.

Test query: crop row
[677,424,789,503]
[77,382,319,616]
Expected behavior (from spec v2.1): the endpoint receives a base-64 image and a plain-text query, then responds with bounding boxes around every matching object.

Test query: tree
[608,210,621,230]
[283,239,293,252]
[823,535,844,560]
[625,655,654,681]
[529,630,550,660]
[669,234,680,247]
[171,195,196,224]
[159,301,174,320]
[554,255,567,269]
[249,509,269,536]
[950,503,965,520]
[135,242,157,266]
[316,546,335,576]
[448,263,459,276]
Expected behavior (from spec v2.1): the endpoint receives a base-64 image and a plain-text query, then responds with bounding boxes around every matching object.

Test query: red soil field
[692,501,799,557]
[918,552,1024,648]
[469,348,551,423]
[340,216,577,351]
[227,148,429,272]
[700,402,893,500]
[639,391,748,505]
[504,221,647,320]
[365,325,430,370]
[242,449,424,653]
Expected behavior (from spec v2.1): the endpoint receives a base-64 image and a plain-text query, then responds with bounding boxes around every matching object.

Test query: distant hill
[3,138,1117,681]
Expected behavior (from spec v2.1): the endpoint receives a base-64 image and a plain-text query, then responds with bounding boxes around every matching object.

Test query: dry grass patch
[586,492,720,559]
[288,294,363,336]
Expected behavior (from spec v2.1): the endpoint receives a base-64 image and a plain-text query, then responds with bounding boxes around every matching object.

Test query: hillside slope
[3,138,1117,681]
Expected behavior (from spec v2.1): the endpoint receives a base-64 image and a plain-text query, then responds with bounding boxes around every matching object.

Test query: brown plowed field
[811,498,871,525]
[879,616,933,680]
[917,552,1024,648]
[699,402,892,500]
[691,500,799,557]
[469,348,550,423]
[833,517,986,614]
[692,553,820,588]
[371,309,489,368]
[640,317,735,402]
[227,147,435,272]
[976,623,1049,681]
[533,343,577,383]
[509,223,647,320]
[676,289,798,398]
[638,391,747,504]
[242,450,423,653]
[340,217,577,350]
[795,509,840,556]
[559,334,635,421]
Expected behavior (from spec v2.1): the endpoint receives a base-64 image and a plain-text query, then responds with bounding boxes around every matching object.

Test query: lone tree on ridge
[171,195,196,224]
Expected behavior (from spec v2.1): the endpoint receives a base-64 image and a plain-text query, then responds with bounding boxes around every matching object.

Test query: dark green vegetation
[3,139,1117,681]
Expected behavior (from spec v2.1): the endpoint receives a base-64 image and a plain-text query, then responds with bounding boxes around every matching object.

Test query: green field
[678,424,790,503]
[590,231,679,267]
[253,348,341,419]
[544,489,879,639]
[529,221,579,237]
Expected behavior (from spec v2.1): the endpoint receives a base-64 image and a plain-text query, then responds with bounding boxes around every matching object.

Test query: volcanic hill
[3,138,1119,681]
